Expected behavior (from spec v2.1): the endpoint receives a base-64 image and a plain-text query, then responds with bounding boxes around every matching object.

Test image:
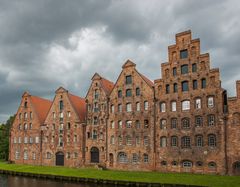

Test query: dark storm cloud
[0,0,240,123]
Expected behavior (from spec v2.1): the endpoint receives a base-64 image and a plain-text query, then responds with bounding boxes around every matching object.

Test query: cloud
[0,0,240,123]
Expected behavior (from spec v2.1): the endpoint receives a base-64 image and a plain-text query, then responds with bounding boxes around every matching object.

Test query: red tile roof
[30,96,52,124]
[101,78,114,95]
[139,72,154,87]
[68,93,86,122]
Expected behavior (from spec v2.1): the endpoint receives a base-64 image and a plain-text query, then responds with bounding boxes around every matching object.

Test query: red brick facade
[9,30,240,175]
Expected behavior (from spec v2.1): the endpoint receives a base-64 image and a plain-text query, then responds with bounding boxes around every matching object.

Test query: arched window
[24,123,28,130]
[171,118,177,129]
[208,162,217,168]
[160,136,167,147]
[118,152,127,163]
[136,87,140,96]
[126,136,132,145]
[181,64,188,74]
[196,161,203,167]
[160,119,167,129]
[195,116,203,127]
[126,103,132,112]
[201,78,206,88]
[118,136,122,145]
[182,100,190,110]
[208,134,216,147]
[118,90,122,98]
[144,101,149,110]
[24,112,28,119]
[171,136,178,147]
[92,130,97,140]
[126,120,132,128]
[110,136,115,145]
[160,102,166,112]
[136,102,140,111]
[195,98,201,109]
[24,101,28,108]
[192,63,197,72]
[181,136,191,148]
[182,118,190,129]
[182,160,192,168]
[23,150,28,160]
[59,100,63,110]
[195,135,203,147]
[171,101,177,111]
[173,83,178,93]
[208,114,215,126]
[161,161,167,166]
[173,67,177,76]
[126,89,132,97]
[182,81,189,91]
[94,89,99,99]
[118,120,122,129]
[166,84,170,94]
[207,96,214,108]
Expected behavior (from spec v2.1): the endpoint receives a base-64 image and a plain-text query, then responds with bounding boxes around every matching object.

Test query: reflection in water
[0,174,109,187]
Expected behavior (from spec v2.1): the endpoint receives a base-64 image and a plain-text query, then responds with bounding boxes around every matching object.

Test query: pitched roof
[138,72,154,87]
[68,93,86,122]
[30,96,52,124]
[101,77,114,95]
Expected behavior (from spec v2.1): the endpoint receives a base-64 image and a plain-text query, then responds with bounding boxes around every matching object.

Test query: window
[111,105,114,113]
[18,124,22,130]
[111,121,115,129]
[94,89,99,99]
[182,136,191,148]
[136,87,140,96]
[53,112,56,119]
[92,130,97,140]
[59,100,63,110]
[132,153,139,163]
[208,134,216,147]
[35,137,39,144]
[66,152,71,159]
[208,97,214,108]
[160,102,166,112]
[59,136,63,147]
[118,152,127,163]
[182,118,190,129]
[24,137,28,144]
[110,136,115,144]
[181,64,188,74]
[160,119,167,129]
[136,136,140,145]
[182,161,192,168]
[46,152,51,159]
[195,98,201,109]
[30,112,33,119]
[208,115,215,126]
[144,120,149,128]
[126,75,132,84]
[171,101,177,112]
[118,90,122,98]
[166,84,170,94]
[160,136,167,147]
[126,136,132,145]
[67,122,71,130]
[126,120,132,128]
[192,63,197,72]
[172,161,178,166]
[126,89,132,97]
[161,161,167,166]
[173,67,177,76]
[208,162,217,168]
[24,112,28,120]
[143,154,149,163]
[23,150,28,160]
[118,104,122,112]
[182,81,189,91]
[126,103,132,112]
[180,49,188,59]
[67,111,71,118]
[196,161,203,167]
[29,123,32,130]
[135,120,140,128]
[193,80,198,90]
[24,101,28,108]
[195,135,203,147]
[51,136,55,143]
[182,100,190,110]
[144,101,148,110]
[24,123,28,130]
[118,120,122,129]
[201,78,206,88]
[74,152,78,159]
[15,151,20,160]
[29,137,33,144]
[171,136,178,147]
[94,102,99,112]
[171,118,178,129]
[173,83,178,93]
[195,116,203,127]
[144,136,149,146]
[59,112,63,121]
[14,137,17,144]
[136,102,140,111]
[118,136,122,145]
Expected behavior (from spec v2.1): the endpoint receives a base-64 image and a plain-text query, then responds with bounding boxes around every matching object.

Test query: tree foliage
[0,115,15,160]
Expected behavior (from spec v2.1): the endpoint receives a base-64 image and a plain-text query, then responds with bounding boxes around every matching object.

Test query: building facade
[9,30,240,175]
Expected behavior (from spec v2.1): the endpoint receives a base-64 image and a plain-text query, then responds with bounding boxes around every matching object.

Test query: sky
[0,0,240,123]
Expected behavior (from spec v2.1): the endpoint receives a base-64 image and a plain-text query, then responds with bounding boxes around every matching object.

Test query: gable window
[144,101,149,110]
[136,87,140,96]
[126,103,132,112]
[118,90,122,98]
[171,118,177,129]
[173,67,177,76]
[171,101,177,112]
[126,75,132,84]
[180,49,188,59]
[173,83,178,93]
[59,100,64,110]
[126,89,132,97]
[171,136,178,147]
[24,101,28,108]
[166,84,170,94]
[192,63,197,72]
[182,100,190,111]
[182,81,189,91]
[201,78,206,88]
[160,102,166,112]
[208,97,214,108]
[195,98,201,109]
[193,80,198,90]
[24,112,28,120]
[181,64,188,74]
[136,102,140,111]
[94,89,99,99]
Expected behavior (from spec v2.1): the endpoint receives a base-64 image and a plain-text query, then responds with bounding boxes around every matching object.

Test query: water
[0,174,107,187]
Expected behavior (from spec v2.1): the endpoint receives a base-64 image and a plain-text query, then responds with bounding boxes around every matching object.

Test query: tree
[0,115,15,160]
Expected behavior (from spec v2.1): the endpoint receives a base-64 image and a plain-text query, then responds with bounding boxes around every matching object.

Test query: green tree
[0,115,15,160]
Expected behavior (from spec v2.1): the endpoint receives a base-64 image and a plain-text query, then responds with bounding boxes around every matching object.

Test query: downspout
[153,86,157,171]
[105,97,110,165]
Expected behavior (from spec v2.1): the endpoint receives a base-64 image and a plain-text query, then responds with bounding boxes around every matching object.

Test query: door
[109,153,113,167]
[56,152,64,166]
[233,161,240,175]
[90,147,99,163]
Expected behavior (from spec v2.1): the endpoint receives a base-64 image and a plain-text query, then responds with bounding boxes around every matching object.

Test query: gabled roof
[122,59,136,68]
[138,72,154,87]
[68,93,86,122]
[100,77,114,95]
[30,95,52,124]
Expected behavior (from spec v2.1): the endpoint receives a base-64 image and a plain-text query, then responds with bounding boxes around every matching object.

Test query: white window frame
[182,100,190,111]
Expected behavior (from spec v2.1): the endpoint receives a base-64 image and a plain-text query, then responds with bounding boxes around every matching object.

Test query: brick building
[9,30,240,175]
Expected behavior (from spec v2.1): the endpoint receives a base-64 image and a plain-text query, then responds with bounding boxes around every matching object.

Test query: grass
[0,162,240,187]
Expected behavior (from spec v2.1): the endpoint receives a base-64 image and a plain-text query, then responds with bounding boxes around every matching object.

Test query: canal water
[0,174,109,187]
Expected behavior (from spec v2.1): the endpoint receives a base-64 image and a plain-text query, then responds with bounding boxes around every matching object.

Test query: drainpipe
[224,115,228,175]
[153,86,157,171]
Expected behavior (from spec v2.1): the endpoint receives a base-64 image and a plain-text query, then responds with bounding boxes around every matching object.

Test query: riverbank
[0,162,239,187]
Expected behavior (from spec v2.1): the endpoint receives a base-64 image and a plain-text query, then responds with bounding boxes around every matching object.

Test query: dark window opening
[180,49,188,59]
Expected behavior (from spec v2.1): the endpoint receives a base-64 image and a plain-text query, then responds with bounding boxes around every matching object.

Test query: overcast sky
[0,0,240,123]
